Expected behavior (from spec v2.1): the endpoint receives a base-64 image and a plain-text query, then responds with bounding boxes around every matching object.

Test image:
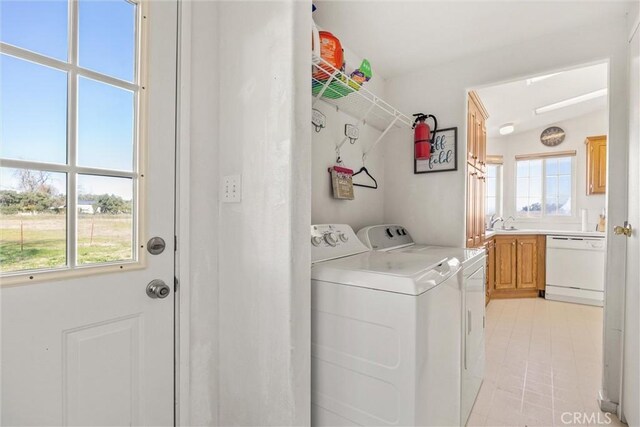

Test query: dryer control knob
[311,236,323,246]
[338,233,349,242]
[324,233,338,247]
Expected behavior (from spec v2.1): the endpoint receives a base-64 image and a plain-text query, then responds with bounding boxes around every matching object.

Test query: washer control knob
[386,228,393,238]
[324,233,338,247]
[338,233,349,242]
[311,235,323,246]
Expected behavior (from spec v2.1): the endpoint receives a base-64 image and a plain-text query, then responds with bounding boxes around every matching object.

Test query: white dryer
[357,224,486,426]
[311,224,462,426]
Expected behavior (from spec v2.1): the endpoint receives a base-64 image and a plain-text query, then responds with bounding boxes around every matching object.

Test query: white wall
[179,1,219,424]
[488,109,608,231]
[382,17,630,408]
[181,1,311,425]
[383,20,629,249]
[311,47,387,232]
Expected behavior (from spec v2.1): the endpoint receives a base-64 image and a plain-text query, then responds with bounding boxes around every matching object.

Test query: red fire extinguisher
[412,113,438,160]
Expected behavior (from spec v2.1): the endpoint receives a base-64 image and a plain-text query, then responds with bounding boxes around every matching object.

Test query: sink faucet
[502,216,516,229]
[489,214,503,229]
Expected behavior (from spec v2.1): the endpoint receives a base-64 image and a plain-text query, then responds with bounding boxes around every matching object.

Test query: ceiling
[476,62,608,138]
[313,1,634,78]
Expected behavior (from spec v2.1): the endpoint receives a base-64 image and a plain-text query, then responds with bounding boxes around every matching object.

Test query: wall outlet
[221,174,242,203]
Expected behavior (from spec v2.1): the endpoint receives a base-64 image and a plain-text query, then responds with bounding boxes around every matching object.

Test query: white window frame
[485,162,503,218]
[0,0,147,283]
[514,151,577,219]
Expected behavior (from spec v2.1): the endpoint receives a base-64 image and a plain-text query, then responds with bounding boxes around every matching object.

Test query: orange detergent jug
[313,31,343,81]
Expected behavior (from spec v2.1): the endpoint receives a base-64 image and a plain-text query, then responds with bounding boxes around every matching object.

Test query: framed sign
[414,127,458,174]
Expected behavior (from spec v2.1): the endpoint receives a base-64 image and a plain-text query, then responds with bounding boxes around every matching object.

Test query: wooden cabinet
[466,91,489,248]
[495,237,517,290]
[491,234,545,298]
[516,237,538,289]
[467,91,488,172]
[485,238,495,305]
[466,170,486,247]
[586,135,607,195]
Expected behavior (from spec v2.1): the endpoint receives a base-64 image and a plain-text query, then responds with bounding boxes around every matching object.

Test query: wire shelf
[311,56,412,133]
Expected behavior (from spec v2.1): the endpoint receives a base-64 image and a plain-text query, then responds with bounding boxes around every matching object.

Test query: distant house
[77,200,100,214]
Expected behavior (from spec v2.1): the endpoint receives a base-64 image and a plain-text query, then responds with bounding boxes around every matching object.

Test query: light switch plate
[221,174,242,203]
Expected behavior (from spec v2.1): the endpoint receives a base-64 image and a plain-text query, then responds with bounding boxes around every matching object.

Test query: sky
[0,0,136,198]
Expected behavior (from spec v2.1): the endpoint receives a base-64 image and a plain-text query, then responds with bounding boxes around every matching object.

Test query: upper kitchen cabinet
[466,91,489,248]
[585,135,607,195]
[467,91,489,171]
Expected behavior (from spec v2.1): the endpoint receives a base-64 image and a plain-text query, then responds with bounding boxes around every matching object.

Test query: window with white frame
[486,163,502,217]
[0,0,142,275]
[515,155,574,217]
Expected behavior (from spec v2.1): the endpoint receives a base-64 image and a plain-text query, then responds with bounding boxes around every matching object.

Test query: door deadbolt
[614,221,633,237]
[146,279,171,299]
[147,237,166,255]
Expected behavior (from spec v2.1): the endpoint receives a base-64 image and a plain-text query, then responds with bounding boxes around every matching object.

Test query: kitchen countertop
[485,229,606,239]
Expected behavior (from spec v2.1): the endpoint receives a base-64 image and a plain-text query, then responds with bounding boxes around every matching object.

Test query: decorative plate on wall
[540,126,566,146]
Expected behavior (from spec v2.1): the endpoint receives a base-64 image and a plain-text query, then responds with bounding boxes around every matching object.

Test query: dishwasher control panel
[546,235,606,251]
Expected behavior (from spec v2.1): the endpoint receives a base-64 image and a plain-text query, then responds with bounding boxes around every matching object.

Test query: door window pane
[77,77,134,171]
[77,175,133,265]
[78,0,136,82]
[1,54,68,164]
[0,168,67,272]
[0,0,68,61]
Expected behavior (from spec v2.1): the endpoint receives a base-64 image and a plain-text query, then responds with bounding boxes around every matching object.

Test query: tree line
[0,170,131,215]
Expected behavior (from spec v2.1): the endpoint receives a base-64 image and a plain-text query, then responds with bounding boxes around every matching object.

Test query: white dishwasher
[545,235,606,306]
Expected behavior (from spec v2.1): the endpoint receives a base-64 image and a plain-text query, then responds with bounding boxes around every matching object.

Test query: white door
[0,0,177,425]
[621,18,639,427]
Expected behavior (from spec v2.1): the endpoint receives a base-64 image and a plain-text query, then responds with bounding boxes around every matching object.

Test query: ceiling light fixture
[534,88,607,115]
[526,72,562,85]
[499,123,515,135]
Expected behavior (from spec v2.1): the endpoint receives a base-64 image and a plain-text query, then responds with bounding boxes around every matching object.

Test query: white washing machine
[311,224,462,426]
[357,224,486,426]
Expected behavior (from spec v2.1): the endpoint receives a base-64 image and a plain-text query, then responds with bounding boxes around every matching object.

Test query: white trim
[0,0,145,282]
[175,0,191,424]
[68,0,79,269]
[0,43,139,92]
[0,159,138,178]
[514,155,576,219]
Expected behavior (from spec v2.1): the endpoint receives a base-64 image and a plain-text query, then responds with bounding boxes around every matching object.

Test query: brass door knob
[614,221,632,237]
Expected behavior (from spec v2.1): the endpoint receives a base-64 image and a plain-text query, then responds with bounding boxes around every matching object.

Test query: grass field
[0,213,133,273]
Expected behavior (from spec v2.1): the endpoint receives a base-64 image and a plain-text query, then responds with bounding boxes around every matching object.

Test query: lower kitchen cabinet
[491,235,545,299]
[485,237,495,305]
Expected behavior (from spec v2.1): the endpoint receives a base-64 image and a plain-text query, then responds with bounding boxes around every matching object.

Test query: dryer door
[462,263,486,425]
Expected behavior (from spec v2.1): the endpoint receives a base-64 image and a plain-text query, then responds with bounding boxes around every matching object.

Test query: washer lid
[394,245,485,268]
[312,251,461,295]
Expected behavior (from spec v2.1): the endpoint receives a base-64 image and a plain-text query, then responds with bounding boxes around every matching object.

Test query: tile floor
[467,298,626,427]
